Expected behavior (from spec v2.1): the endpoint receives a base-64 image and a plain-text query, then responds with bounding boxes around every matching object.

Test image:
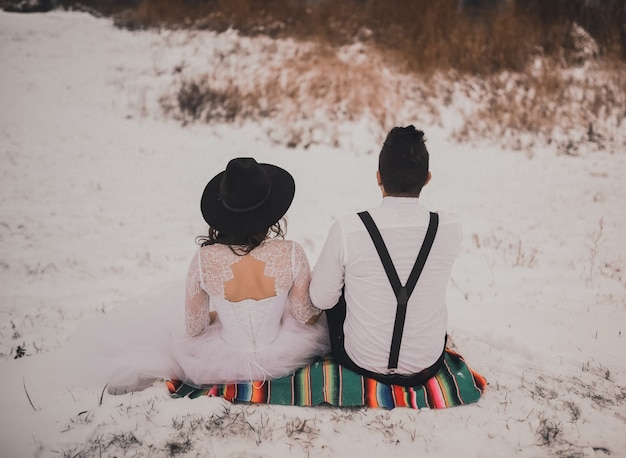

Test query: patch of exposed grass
[160,44,417,147]
[161,37,625,152]
[47,0,625,150]
[454,59,626,151]
[58,0,626,76]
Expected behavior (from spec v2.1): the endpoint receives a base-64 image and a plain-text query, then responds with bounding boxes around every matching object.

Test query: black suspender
[357,211,439,372]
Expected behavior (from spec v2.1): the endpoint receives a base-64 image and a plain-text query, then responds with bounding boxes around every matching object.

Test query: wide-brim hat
[201,157,295,237]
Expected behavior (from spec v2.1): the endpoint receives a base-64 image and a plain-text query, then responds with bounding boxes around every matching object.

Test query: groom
[310,126,461,386]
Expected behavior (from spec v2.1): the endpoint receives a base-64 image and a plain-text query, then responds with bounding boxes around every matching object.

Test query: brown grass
[54,0,625,149]
[61,0,626,76]
[454,59,626,151]
[161,45,415,147]
[161,31,625,151]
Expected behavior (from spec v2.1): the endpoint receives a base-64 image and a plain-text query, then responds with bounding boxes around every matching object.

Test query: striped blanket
[166,349,486,409]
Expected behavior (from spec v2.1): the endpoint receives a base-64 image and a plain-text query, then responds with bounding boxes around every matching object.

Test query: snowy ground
[1,10,625,458]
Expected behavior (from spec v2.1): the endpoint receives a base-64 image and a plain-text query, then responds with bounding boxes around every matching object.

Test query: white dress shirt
[310,197,461,374]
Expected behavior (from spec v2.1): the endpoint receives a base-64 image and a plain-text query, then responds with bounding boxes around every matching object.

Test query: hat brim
[200,163,295,237]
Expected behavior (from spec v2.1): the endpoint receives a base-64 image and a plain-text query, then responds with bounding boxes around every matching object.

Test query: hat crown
[220,158,271,212]
[201,157,295,237]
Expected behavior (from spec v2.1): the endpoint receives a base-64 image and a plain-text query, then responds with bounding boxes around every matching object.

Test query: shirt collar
[381,196,421,206]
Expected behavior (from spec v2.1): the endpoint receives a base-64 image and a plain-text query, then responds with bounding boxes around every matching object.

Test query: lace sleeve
[288,242,323,324]
[185,250,210,336]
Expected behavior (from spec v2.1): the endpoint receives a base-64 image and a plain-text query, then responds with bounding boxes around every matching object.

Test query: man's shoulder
[433,210,461,226]
[331,211,371,234]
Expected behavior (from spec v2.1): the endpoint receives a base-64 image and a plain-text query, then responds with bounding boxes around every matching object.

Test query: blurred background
[3,0,625,74]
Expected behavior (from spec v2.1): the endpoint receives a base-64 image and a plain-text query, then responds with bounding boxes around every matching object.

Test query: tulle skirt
[64,283,330,391]
[173,312,330,386]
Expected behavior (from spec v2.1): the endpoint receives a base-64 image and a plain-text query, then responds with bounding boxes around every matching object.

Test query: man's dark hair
[378,125,429,196]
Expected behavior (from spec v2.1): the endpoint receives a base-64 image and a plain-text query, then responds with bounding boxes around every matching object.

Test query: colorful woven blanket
[166,349,486,409]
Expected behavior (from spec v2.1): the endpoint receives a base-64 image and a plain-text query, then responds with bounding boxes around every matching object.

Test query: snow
[1,10,625,457]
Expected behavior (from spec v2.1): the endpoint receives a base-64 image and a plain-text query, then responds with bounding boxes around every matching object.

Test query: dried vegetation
[48,0,626,150]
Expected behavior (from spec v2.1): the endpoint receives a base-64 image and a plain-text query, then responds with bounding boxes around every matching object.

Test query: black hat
[200,158,295,237]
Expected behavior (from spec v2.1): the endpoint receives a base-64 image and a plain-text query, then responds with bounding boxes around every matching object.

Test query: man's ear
[376,170,383,187]
[424,171,432,187]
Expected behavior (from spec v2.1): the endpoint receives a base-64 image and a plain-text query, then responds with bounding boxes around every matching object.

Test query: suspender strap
[357,211,439,371]
[357,212,402,295]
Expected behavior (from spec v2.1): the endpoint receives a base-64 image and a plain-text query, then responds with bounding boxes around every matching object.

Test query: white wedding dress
[66,239,330,390]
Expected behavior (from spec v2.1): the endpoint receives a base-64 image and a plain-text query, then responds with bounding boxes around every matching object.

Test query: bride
[67,158,329,392]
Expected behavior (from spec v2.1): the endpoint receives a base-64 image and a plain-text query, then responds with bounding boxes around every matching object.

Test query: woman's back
[179,239,329,384]
[186,239,319,337]
[197,239,297,298]
[212,295,287,352]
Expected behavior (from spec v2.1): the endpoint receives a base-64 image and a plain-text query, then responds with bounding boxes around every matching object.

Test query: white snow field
[1,10,625,458]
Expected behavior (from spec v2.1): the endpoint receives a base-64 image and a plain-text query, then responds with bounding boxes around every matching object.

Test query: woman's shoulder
[262,238,296,250]
[197,243,227,254]
[261,239,309,257]
[196,243,235,264]
[263,238,308,249]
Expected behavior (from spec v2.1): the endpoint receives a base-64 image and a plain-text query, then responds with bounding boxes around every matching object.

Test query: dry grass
[454,59,626,151]
[160,35,625,151]
[60,0,626,76]
[50,0,626,149]
[160,44,417,147]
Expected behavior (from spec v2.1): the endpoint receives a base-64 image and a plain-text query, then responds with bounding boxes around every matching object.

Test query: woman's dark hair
[196,219,287,255]
[378,125,429,196]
